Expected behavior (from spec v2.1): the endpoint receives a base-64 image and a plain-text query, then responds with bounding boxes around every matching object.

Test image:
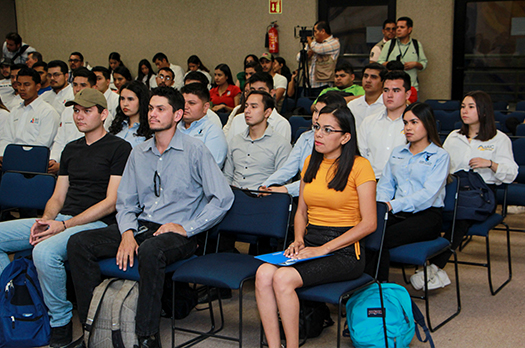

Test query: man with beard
[33,61,52,95]
[155,67,175,88]
[42,60,74,114]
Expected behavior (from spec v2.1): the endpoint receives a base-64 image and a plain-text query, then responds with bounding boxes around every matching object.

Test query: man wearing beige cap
[0,87,132,348]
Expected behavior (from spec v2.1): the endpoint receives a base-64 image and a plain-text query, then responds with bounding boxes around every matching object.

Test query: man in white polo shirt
[41,60,74,115]
[0,67,60,163]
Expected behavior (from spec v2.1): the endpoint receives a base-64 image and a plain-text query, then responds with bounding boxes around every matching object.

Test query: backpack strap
[412,39,420,60]
[386,39,397,61]
[411,299,435,348]
[11,45,29,63]
[84,278,119,347]
[111,280,137,348]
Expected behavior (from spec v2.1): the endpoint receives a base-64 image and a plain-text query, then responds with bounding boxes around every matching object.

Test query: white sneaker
[410,264,438,290]
[433,268,451,289]
[507,205,525,214]
[410,264,451,290]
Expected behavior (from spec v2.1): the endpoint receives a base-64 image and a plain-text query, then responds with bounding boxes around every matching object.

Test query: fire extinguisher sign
[269,0,282,14]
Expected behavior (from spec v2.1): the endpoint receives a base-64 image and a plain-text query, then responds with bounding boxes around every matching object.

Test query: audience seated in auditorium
[136,59,156,90]
[32,61,52,95]
[0,67,59,164]
[113,66,132,92]
[26,51,43,68]
[67,87,233,348]
[358,70,411,179]
[91,66,119,129]
[0,88,131,348]
[260,52,287,108]
[348,62,387,128]
[235,54,259,90]
[67,52,89,83]
[109,80,153,148]
[226,72,291,143]
[151,52,185,90]
[184,71,223,128]
[386,60,417,104]
[312,61,365,112]
[179,82,228,167]
[210,63,241,114]
[223,90,291,190]
[49,67,99,174]
[375,102,449,282]
[41,60,74,115]
[185,54,212,89]
[260,91,347,197]
[1,62,23,110]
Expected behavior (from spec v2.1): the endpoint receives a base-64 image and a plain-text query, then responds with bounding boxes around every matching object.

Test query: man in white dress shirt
[0,67,59,164]
[91,66,119,129]
[357,70,411,179]
[348,62,387,128]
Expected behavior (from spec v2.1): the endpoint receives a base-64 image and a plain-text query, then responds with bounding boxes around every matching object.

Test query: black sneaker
[49,321,73,348]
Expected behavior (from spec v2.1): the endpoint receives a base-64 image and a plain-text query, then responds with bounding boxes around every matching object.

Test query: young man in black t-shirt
[0,88,132,348]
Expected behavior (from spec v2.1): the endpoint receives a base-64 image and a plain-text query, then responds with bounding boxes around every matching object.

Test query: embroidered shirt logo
[477,145,494,151]
[30,117,39,124]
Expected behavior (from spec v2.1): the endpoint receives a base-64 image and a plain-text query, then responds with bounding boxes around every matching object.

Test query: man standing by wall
[378,17,427,92]
[370,20,396,63]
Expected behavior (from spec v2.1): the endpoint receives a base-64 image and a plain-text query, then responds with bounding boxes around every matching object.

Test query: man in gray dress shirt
[223,90,291,190]
[67,87,234,348]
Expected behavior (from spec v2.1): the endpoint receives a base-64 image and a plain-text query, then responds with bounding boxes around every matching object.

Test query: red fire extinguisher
[268,22,279,54]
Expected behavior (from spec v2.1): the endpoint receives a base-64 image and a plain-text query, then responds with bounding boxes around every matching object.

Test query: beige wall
[16,0,316,80]
[397,0,455,101]
[15,0,453,100]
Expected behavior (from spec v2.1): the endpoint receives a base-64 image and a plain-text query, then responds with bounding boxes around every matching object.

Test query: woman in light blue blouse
[375,102,450,282]
[109,81,152,147]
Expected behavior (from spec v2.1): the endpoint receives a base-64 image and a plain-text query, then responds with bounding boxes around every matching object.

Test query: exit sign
[270,0,282,14]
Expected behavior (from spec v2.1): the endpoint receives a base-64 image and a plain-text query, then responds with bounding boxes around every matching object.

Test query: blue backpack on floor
[0,257,50,348]
[346,283,435,348]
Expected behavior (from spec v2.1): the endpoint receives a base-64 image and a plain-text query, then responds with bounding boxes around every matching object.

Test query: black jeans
[370,207,443,281]
[67,222,197,336]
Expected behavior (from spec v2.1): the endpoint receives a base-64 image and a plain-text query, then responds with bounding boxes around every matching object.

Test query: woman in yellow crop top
[255,105,377,348]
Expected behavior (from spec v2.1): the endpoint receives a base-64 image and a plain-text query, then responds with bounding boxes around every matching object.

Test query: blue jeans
[0,213,107,327]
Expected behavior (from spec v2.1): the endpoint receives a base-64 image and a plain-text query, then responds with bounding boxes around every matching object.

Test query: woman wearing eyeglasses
[256,105,377,348]
[375,102,450,283]
[109,80,152,148]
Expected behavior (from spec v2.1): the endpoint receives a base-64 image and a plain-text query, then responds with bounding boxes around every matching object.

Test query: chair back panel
[364,202,388,252]
[2,144,50,173]
[217,189,292,241]
[0,171,56,210]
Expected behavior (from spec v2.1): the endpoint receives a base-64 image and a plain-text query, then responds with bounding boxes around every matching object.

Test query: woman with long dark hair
[210,63,241,114]
[108,52,125,72]
[109,80,152,147]
[415,92,518,290]
[256,106,377,348]
[375,102,450,284]
[136,59,156,90]
[113,66,132,92]
[235,54,259,90]
[185,55,212,87]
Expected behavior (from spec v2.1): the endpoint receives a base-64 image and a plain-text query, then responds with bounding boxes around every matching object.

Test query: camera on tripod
[294,26,313,43]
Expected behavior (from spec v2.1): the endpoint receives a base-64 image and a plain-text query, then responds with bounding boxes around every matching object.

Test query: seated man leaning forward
[0,88,132,348]
[67,87,234,348]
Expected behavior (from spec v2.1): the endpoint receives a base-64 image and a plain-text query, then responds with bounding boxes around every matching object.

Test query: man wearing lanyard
[378,17,427,92]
